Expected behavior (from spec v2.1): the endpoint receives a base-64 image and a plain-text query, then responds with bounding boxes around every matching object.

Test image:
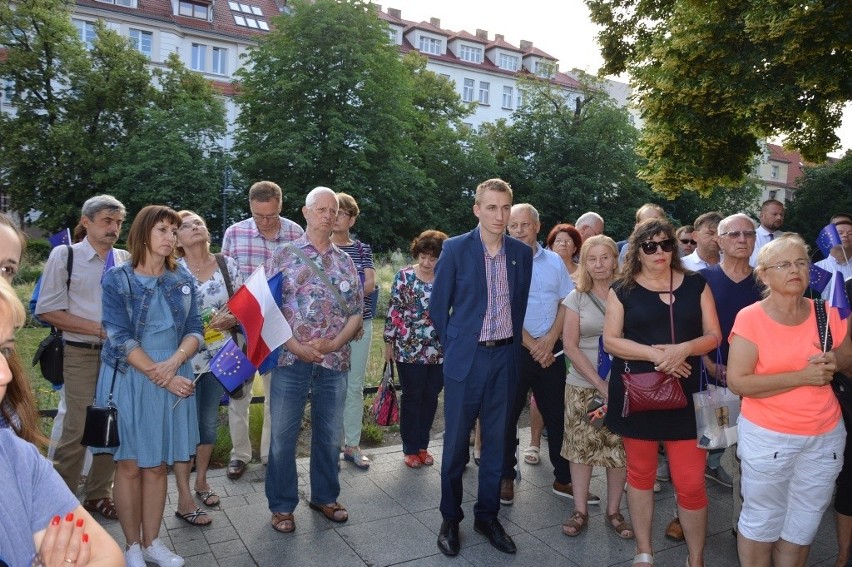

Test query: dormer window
[498,53,518,71]
[459,45,482,63]
[419,36,442,55]
[534,60,554,77]
[179,0,209,19]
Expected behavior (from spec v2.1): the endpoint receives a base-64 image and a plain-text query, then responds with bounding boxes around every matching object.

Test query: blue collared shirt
[523,244,573,337]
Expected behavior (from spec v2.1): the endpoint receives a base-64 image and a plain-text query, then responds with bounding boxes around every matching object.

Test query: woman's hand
[798,359,837,387]
[166,375,195,398]
[652,343,692,378]
[147,358,180,387]
[208,308,237,331]
[36,513,91,567]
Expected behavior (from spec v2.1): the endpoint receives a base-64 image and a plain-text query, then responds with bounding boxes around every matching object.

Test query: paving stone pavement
[93,428,842,566]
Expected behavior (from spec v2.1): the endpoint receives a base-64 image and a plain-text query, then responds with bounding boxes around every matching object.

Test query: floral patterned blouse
[177,255,243,375]
[383,266,443,365]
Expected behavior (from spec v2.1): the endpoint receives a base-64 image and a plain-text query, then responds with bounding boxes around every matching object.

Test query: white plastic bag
[694,384,740,449]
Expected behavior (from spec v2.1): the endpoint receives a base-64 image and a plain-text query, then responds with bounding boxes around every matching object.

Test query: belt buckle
[485,340,496,347]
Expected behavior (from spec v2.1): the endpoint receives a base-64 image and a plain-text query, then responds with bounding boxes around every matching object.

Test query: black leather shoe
[473,518,516,554]
[227,459,246,480]
[437,520,460,556]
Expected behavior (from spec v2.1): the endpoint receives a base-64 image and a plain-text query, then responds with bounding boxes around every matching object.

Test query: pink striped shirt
[479,236,513,342]
[221,216,304,278]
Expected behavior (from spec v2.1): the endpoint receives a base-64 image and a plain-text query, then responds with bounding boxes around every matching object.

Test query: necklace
[186,253,213,280]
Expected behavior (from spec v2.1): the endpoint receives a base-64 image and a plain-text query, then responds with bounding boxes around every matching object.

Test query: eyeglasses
[719,230,756,239]
[766,259,809,272]
[640,239,676,255]
[336,210,352,218]
[553,238,574,246]
[679,239,697,245]
[251,213,278,222]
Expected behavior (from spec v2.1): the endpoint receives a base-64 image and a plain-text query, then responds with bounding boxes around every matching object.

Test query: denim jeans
[194,372,224,446]
[266,361,347,513]
[397,362,443,455]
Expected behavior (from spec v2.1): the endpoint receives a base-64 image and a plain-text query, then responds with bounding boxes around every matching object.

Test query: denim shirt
[100,262,204,373]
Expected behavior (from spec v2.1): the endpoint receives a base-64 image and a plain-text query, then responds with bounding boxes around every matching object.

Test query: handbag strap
[284,243,355,315]
[814,298,833,352]
[214,253,242,345]
[623,270,675,374]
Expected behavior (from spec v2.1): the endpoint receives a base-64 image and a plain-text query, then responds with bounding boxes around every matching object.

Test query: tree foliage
[586,0,851,196]
[233,0,482,249]
[0,0,226,231]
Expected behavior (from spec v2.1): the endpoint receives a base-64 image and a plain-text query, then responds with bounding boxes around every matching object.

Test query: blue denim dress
[96,275,199,466]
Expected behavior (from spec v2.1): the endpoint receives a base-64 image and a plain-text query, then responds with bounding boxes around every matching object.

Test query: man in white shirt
[815,214,852,300]
[681,211,722,271]
[749,199,785,266]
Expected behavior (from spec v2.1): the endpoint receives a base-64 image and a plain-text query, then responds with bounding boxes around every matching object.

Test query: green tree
[786,152,852,256]
[586,0,850,195]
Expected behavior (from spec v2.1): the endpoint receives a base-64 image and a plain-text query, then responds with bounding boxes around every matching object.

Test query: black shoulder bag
[814,299,852,417]
[32,245,73,386]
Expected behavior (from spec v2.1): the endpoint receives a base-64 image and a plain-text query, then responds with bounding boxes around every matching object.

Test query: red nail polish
[76,518,84,528]
[82,533,89,544]
[51,515,61,526]
[65,513,74,522]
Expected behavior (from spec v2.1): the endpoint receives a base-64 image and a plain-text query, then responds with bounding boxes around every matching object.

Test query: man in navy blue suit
[430,178,533,556]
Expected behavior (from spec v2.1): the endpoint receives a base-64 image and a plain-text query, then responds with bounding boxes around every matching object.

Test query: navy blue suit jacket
[430,228,533,382]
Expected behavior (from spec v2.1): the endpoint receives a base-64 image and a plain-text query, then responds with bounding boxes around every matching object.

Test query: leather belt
[65,341,102,350]
[477,337,513,348]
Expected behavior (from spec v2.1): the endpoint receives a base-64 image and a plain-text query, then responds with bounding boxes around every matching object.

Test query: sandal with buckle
[83,498,118,520]
[523,446,540,465]
[308,501,348,523]
[343,446,370,469]
[404,454,422,468]
[175,507,211,526]
[633,552,654,565]
[271,512,295,533]
[195,489,220,507]
[607,512,634,539]
[562,510,589,537]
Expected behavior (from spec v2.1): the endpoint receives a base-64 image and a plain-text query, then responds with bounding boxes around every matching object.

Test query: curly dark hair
[411,230,448,258]
[545,224,582,252]
[618,218,683,289]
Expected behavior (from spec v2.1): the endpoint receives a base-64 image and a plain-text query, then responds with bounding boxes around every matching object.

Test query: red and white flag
[228,265,292,367]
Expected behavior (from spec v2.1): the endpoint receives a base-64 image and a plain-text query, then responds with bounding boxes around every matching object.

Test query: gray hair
[575,211,604,228]
[82,195,125,220]
[511,203,540,224]
[305,186,338,208]
[717,213,756,235]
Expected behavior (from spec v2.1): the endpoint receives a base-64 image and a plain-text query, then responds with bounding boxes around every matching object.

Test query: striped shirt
[221,216,304,278]
[479,233,513,342]
[337,240,376,319]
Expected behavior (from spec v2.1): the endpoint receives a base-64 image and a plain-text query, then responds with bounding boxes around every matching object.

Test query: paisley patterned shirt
[383,266,443,365]
[272,234,362,371]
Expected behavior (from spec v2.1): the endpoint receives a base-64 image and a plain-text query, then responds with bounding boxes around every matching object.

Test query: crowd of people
[3,181,852,566]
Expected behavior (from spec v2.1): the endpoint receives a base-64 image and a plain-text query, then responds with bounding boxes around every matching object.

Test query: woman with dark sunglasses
[602,218,721,567]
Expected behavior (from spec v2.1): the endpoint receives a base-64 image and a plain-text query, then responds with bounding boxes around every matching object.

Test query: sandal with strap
[83,498,118,520]
[309,501,348,523]
[195,489,220,507]
[404,454,422,468]
[271,512,295,533]
[523,446,540,465]
[633,552,654,565]
[607,512,634,539]
[562,510,589,537]
[175,507,211,526]
[343,446,370,469]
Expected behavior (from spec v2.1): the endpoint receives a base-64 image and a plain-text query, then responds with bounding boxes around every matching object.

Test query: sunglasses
[679,239,697,245]
[640,238,676,255]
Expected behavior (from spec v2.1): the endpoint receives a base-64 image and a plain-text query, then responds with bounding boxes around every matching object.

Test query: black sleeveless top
[604,272,707,441]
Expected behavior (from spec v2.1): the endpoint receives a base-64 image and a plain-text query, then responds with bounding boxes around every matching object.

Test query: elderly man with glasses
[221,180,304,480]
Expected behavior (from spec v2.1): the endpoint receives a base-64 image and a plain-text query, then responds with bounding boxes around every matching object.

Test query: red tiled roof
[448,29,488,45]
[406,20,450,37]
[523,46,556,60]
[486,36,520,52]
[211,79,238,96]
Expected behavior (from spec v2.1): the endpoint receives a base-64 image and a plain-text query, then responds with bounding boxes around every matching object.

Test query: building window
[191,43,206,71]
[1,79,15,106]
[502,86,513,109]
[498,53,518,71]
[770,165,779,179]
[211,47,227,75]
[387,29,398,44]
[97,0,135,5]
[179,1,208,19]
[73,19,97,49]
[461,78,475,103]
[534,60,553,77]
[129,29,152,58]
[478,81,489,105]
[459,45,482,63]
[419,36,441,55]
[769,190,777,200]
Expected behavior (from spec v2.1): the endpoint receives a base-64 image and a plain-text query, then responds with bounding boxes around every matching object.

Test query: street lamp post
[222,165,234,238]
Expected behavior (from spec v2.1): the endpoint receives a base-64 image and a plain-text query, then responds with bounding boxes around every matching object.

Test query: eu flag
[809,263,832,294]
[830,271,851,320]
[48,228,71,248]
[210,338,257,393]
[817,224,842,257]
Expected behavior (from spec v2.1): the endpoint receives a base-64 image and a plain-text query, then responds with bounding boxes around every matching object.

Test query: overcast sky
[380,0,851,158]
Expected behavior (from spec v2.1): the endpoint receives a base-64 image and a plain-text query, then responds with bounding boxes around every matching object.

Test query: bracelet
[178,348,188,363]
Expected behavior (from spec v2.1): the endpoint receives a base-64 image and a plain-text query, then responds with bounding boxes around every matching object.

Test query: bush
[15,263,42,285]
[25,239,52,264]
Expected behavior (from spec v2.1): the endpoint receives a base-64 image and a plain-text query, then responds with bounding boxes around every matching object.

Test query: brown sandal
[271,512,295,533]
[308,501,348,523]
[562,510,588,537]
[83,498,118,520]
[607,512,634,539]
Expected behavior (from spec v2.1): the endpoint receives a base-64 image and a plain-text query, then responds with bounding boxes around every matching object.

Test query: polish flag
[228,265,292,367]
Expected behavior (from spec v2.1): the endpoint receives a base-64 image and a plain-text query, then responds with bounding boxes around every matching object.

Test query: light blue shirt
[523,244,573,338]
[749,225,783,266]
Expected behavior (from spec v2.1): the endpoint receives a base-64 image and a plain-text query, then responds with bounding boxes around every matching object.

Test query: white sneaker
[125,543,145,567]
[656,460,670,482]
[142,538,185,567]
